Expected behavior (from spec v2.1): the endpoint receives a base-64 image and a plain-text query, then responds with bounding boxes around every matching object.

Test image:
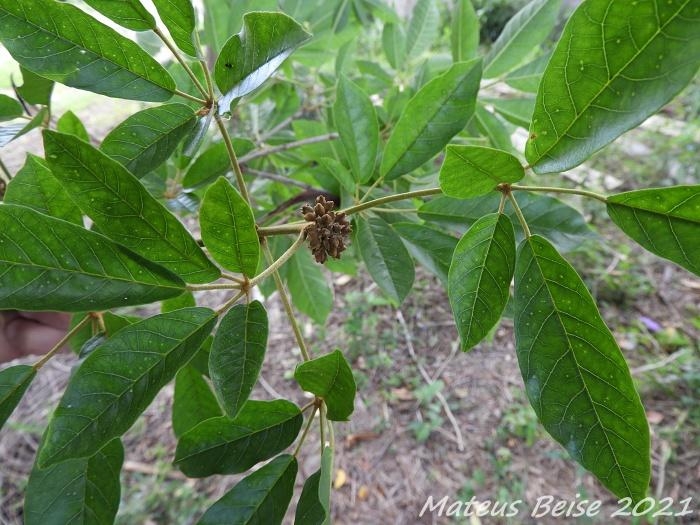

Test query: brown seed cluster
[302,195,351,264]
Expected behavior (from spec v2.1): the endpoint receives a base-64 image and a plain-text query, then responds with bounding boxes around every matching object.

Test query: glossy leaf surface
[449,214,515,351]
[439,145,524,198]
[38,308,216,466]
[25,439,124,525]
[198,454,297,525]
[357,216,415,305]
[381,59,482,180]
[215,12,311,113]
[101,104,197,177]
[43,130,219,284]
[210,301,268,418]
[0,0,175,101]
[200,177,260,277]
[152,0,197,55]
[607,186,700,276]
[0,365,36,430]
[295,350,356,421]
[82,0,156,31]
[514,235,650,501]
[56,111,89,142]
[0,204,185,311]
[175,400,302,477]
[526,0,700,173]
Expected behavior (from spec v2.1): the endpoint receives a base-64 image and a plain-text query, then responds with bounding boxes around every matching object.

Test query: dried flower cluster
[302,195,351,263]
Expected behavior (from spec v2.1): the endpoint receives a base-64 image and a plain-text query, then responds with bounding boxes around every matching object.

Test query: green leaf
[356,216,414,304]
[451,0,479,63]
[294,446,332,525]
[82,0,155,31]
[24,439,123,525]
[38,308,216,467]
[182,142,235,189]
[210,301,268,419]
[505,52,552,93]
[3,154,83,225]
[607,186,700,276]
[392,222,457,286]
[287,249,334,325]
[0,204,186,311]
[449,213,515,351]
[405,0,440,60]
[215,11,311,113]
[0,365,36,430]
[382,23,406,70]
[173,365,222,438]
[0,94,22,122]
[175,399,303,477]
[198,454,297,525]
[526,0,700,174]
[318,157,355,195]
[200,177,260,277]
[152,0,197,56]
[100,104,197,178]
[334,75,378,183]
[180,112,213,167]
[161,290,196,313]
[56,111,89,142]
[439,145,524,198]
[514,235,650,502]
[0,107,48,148]
[43,130,220,284]
[295,350,356,421]
[380,58,482,181]
[474,105,513,152]
[484,97,534,128]
[16,66,53,106]
[483,0,561,78]
[0,0,175,101]
[419,192,594,252]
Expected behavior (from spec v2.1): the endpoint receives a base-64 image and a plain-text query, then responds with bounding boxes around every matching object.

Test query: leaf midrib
[528,238,635,499]
[533,0,690,163]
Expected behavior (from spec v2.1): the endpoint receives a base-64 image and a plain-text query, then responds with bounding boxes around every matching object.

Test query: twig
[215,114,250,203]
[630,348,689,375]
[33,315,92,370]
[510,184,608,203]
[249,230,306,287]
[293,406,318,456]
[238,133,339,164]
[396,310,465,452]
[342,187,442,216]
[245,168,315,190]
[154,27,209,100]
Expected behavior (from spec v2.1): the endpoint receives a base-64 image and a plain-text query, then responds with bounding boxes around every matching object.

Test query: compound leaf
[173,365,222,438]
[3,154,83,225]
[295,350,356,421]
[215,12,311,113]
[101,104,197,178]
[200,177,260,277]
[381,58,482,180]
[37,308,216,467]
[607,185,700,276]
[439,145,524,199]
[483,0,561,78]
[198,454,297,525]
[357,216,414,305]
[210,301,268,419]
[175,400,303,477]
[152,0,197,56]
[0,204,186,311]
[514,235,650,502]
[526,0,700,174]
[0,365,36,430]
[334,75,378,183]
[449,213,515,351]
[24,438,123,525]
[43,130,220,284]
[0,0,175,101]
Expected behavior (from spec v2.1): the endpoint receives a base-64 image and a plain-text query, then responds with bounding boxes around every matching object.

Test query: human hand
[0,311,71,363]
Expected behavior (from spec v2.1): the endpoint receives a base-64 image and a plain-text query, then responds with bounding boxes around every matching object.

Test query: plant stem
[215,114,250,203]
[358,176,384,204]
[257,222,306,237]
[262,242,311,361]
[33,315,92,370]
[510,184,608,203]
[245,168,315,190]
[221,273,245,284]
[342,187,442,215]
[187,283,240,292]
[507,192,531,238]
[250,230,306,288]
[238,133,339,164]
[154,27,209,100]
[498,192,506,213]
[174,89,207,105]
[319,403,326,447]
[214,290,246,316]
[293,406,318,457]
